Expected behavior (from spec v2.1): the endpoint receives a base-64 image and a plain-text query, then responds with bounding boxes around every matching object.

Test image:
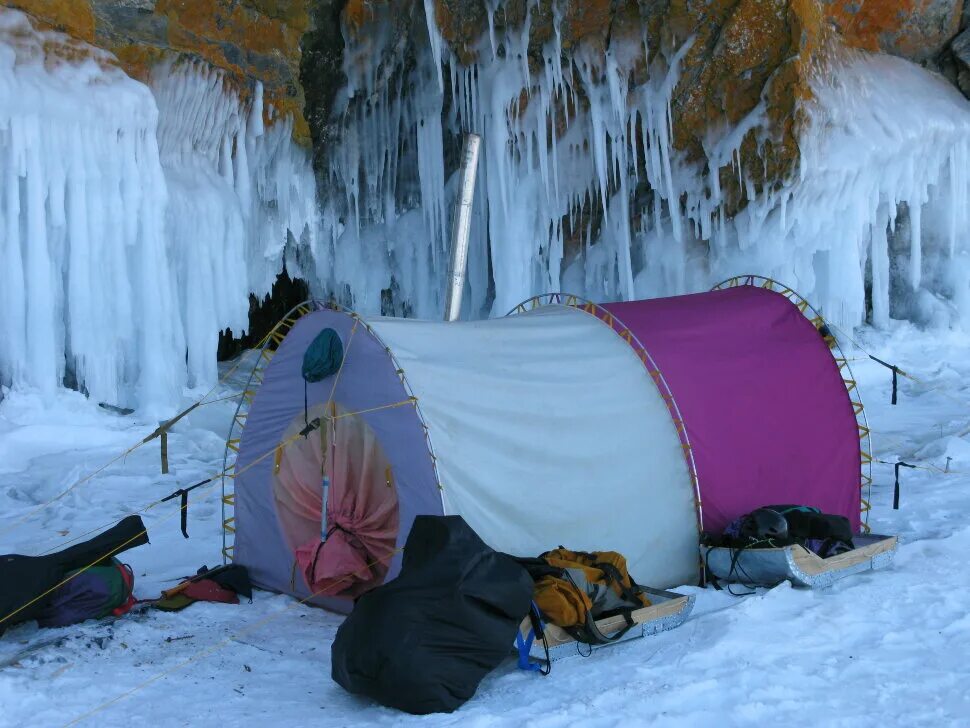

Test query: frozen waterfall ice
[152,60,320,392]
[324,4,970,328]
[0,9,182,413]
[0,9,318,412]
[2,4,970,411]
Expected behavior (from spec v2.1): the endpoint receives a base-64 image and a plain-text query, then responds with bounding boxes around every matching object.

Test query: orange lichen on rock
[10,0,313,145]
[825,0,962,60]
[343,0,379,33]
[5,0,96,44]
[154,0,310,140]
[432,0,483,65]
[662,0,807,185]
[109,44,170,85]
[560,0,613,51]
[1,5,121,75]
[156,0,305,57]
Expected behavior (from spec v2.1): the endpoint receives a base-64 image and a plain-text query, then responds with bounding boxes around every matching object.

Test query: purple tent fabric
[233,309,442,613]
[603,286,861,533]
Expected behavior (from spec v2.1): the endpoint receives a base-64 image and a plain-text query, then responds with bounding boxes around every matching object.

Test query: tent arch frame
[712,275,873,529]
[222,277,873,569]
[511,278,873,533]
[220,300,447,565]
[507,293,703,531]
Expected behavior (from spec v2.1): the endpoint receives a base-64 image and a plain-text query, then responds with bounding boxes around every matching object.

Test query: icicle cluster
[324,4,970,327]
[779,52,970,327]
[0,10,181,412]
[4,3,970,410]
[152,61,320,390]
[0,9,318,411]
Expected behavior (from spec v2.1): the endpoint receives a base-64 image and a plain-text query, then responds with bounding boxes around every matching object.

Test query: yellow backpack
[519,548,651,645]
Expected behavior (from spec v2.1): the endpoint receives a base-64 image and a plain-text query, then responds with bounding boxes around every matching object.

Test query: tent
[222,276,869,611]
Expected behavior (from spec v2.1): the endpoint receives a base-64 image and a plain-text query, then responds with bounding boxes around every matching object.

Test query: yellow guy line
[64,547,404,727]
[332,398,417,421]
[1,419,321,630]
[34,395,417,557]
[0,328,280,540]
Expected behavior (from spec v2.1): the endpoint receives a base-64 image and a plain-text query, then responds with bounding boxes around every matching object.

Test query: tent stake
[160,430,169,475]
[893,461,916,509]
[868,354,904,404]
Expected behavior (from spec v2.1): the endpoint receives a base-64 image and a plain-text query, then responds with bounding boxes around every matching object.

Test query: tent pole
[322,400,336,542]
[443,133,481,322]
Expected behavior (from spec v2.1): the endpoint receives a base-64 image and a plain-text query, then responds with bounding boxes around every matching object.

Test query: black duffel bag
[331,515,533,714]
[1,515,149,636]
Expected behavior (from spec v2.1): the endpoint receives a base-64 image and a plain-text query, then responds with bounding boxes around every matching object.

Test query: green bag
[302,328,344,383]
[36,557,135,627]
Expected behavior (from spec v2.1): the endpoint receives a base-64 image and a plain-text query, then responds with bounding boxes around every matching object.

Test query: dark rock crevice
[217,266,311,361]
[300,0,348,183]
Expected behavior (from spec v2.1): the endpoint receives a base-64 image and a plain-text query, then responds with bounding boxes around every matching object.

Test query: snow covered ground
[1,324,969,727]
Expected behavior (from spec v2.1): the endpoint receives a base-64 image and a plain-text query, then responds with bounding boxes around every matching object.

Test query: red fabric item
[181,579,239,605]
[603,286,861,533]
[111,563,137,617]
[277,404,399,598]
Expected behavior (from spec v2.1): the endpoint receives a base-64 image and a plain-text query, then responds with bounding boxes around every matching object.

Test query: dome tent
[222,277,868,611]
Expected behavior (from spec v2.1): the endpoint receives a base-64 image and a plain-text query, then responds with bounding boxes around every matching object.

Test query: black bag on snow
[715,505,854,558]
[331,515,533,714]
[0,515,149,636]
[767,505,854,557]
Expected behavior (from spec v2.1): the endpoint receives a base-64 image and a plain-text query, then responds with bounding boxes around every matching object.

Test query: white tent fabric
[368,305,699,587]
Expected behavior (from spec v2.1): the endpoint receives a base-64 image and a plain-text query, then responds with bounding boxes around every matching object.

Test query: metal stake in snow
[443,133,481,322]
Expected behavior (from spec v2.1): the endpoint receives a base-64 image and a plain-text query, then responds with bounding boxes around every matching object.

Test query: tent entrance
[273,402,399,598]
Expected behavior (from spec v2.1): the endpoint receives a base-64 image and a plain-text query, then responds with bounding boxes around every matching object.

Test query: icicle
[152,61,319,388]
[909,199,922,290]
[0,116,27,390]
[870,208,891,327]
[485,0,499,60]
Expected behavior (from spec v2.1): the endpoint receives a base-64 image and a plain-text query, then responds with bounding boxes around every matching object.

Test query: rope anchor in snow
[893,461,916,510]
[160,477,214,538]
[868,355,906,405]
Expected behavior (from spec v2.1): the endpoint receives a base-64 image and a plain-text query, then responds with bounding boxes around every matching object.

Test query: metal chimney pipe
[443,133,481,322]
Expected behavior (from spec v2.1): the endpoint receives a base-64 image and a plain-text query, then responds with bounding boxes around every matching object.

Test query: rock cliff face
[327,0,965,208]
[6,0,313,143]
[5,0,970,406]
[6,0,970,328]
[10,0,966,186]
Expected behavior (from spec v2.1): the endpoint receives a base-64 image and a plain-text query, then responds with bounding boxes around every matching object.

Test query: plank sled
[517,587,695,663]
[703,534,898,589]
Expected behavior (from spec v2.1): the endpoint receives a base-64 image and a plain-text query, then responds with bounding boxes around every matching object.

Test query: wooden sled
[517,587,695,663]
[703,534,898,589]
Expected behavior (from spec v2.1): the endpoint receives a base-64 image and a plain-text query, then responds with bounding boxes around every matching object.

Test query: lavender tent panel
[234,309,442,612]
[603,287,861,533]
[234,309,358,612]
[331,323,445,576]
